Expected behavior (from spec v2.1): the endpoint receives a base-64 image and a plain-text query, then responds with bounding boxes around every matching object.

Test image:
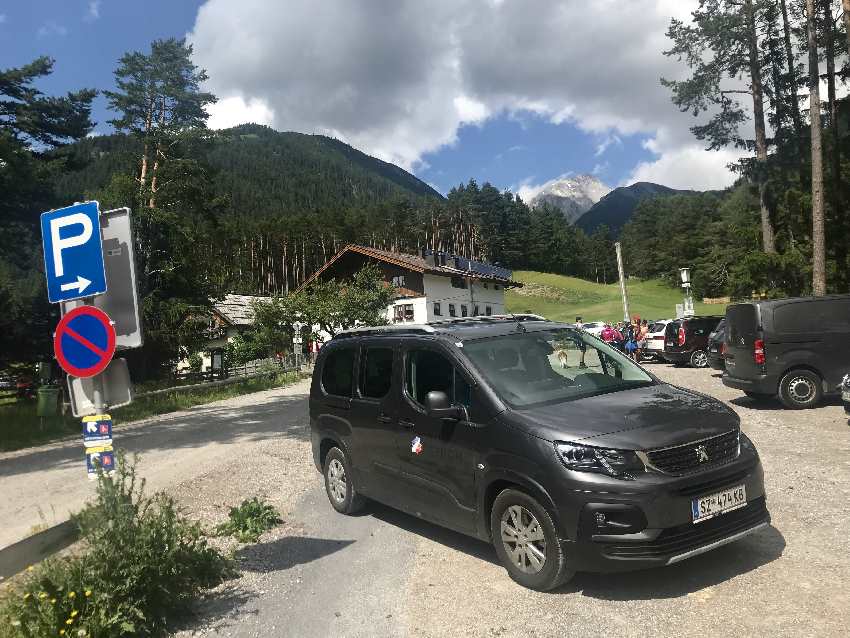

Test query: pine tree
[662,0,777,253]
[807,0,827,295]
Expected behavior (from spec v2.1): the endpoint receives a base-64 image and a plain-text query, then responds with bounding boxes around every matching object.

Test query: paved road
[0,379,314,549]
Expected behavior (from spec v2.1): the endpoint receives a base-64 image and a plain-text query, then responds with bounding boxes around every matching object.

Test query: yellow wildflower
[51,598,57,604]
[26,566,33,572]
[60,631,65,636]
[23,593,30,600]
[39,592,48,599]
[67,591,76,599]
[84,590,91,597]
[70,610,78,618]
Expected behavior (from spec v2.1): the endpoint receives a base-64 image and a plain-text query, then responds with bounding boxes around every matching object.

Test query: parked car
[723,295,850,409]
[310,317,769,591]
[842,374,850,416]
[662,316,724,368]
[643,319,673,362]
[0,375,15,392]
[579,321,606,337]
[707,318,727,371]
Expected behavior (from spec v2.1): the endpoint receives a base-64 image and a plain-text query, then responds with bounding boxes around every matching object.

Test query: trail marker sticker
[40,201,107,303]
[86,445,115,476]
[54,306,116,378]
[82,414,113,446]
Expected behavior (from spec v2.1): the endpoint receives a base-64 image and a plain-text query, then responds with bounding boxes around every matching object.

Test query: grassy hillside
[506,271,726,323]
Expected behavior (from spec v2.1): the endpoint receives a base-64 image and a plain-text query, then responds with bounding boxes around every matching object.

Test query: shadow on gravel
[367,501,499,566]
[235,536,354,573]
[173,584,258,634]
[729,395,844,411]
[561,524,786,600]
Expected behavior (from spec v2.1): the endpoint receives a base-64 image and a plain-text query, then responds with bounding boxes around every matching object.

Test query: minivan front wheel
[690,349,709,368]
[490,489,573,591]
[323,446,365,514]
[778,370,823,409]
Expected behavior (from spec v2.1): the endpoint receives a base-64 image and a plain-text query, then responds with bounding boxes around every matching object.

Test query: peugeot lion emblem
[695,444,709,463]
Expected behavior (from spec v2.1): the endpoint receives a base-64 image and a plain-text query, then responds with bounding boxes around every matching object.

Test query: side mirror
[425,390,462,420]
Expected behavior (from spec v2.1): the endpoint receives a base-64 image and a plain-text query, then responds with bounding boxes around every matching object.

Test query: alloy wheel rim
[788,376,814,403]
[693,351,707,367]
[327,458,347,503]
[500,505,547,574]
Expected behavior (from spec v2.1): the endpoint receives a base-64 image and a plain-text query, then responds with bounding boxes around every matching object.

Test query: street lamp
[679,267,694,317]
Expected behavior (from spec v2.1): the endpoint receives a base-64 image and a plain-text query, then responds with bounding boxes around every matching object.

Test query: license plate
[666,341,674,347]
[691,484,747,524]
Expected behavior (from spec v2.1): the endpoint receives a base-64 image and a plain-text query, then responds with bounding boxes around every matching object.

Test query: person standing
[601,323,615,344]
[635,319,649,362]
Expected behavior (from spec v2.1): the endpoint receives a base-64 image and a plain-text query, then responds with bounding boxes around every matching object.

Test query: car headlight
[554,442,645,480]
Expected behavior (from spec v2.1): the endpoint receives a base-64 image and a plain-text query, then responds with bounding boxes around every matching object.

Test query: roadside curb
[0,520,79,580]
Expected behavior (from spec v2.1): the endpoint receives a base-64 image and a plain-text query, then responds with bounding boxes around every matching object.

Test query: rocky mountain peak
[529,174,611,224]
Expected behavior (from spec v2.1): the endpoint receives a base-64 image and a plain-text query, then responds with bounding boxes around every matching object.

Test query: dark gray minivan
[310,317,769,590]
[723,295,850,408]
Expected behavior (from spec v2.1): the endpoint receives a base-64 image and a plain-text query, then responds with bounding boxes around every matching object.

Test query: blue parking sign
[40,201,107,303]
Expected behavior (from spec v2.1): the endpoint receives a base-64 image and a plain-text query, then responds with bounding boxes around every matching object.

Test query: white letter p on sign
[50,213,92,277]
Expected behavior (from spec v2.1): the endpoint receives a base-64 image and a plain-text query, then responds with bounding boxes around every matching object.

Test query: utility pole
[614,242,631,323]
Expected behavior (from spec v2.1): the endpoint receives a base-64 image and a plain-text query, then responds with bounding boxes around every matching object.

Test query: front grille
[646,430,739,475]
[601,497,768,559]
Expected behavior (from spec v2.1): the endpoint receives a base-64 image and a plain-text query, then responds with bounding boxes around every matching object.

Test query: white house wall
[416,274,507,321]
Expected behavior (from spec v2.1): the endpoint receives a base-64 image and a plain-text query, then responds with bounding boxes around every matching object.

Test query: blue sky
[1,1,738,197]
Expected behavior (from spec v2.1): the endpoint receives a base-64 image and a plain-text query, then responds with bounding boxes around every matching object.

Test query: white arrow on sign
[86,422,98,433]
[60,275,92,294]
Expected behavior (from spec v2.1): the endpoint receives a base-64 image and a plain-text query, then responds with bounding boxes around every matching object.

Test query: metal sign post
[42,202,142,476]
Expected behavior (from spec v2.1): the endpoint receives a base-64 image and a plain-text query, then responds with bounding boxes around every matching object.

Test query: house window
[483,283,489,289]
[393,304,414,323]
[433,302,442,317]
[461,305,468,317]
[486,306,492,316]
[449,304,457,317]
[451,276,468,289]
[392,275,406,288]
[473,305,480,316]
[494,284,501,290]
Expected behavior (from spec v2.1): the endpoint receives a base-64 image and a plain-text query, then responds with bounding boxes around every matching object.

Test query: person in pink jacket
[601,323,615,343]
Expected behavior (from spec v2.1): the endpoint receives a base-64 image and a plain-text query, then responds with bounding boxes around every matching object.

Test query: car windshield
[462,328,655,408]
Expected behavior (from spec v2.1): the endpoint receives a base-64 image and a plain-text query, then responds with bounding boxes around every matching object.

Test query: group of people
[600,318,649,361]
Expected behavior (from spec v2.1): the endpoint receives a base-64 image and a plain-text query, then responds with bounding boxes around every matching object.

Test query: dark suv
[662,316,724,368]
[309,318,769,590]
[707,318,727,371]
[723,296,850,409]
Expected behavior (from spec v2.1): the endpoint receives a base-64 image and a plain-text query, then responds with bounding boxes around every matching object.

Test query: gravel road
[177,364,850,638]
[4,365,848,637]
[0,377,315,549]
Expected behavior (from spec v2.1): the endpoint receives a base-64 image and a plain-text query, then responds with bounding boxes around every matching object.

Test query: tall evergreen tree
[807,0,827,295]
[662,0,777,253]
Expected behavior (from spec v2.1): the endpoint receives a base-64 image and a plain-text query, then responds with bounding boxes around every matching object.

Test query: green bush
[0,454,231,637]
[215,497,282,543]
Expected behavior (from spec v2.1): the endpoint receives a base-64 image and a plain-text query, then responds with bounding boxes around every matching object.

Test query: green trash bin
[37,386,60,417]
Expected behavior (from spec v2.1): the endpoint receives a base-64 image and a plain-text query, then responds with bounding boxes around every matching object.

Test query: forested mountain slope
[53,124,443,214]
[576,182,693,236]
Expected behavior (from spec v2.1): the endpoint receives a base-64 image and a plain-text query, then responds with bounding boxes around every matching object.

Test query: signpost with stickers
[40,201,141,476]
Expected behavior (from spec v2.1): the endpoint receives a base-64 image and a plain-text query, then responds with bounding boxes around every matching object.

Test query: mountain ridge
[576,181,695,236]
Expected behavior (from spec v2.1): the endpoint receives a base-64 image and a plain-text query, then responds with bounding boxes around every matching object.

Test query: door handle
[398,419,415,429]
[377,414,393,423]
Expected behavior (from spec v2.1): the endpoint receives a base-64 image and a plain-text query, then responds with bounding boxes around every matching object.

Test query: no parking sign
[54,306,116,378]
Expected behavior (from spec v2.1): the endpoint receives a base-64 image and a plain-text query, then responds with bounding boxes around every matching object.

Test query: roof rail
[334,324,436,339]
[428,314,546,326]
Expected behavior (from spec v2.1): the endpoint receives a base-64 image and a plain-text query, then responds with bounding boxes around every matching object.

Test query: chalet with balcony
[297,244,521,324]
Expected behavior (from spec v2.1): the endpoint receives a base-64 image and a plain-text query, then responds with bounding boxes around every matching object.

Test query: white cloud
[188,0,738,188]
[206,95,275,130]
[85,1,101,21]
[37,21,68,37]
[626,144,739,190]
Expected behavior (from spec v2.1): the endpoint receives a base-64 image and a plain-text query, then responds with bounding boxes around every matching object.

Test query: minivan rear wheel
[323,446,365,514]
[490,489,573,591]
[778,369,823,409]
[690,349,709,368]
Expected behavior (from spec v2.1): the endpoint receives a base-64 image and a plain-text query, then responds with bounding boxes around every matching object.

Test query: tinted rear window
[322,348,355,397]
[773,299,850,333]
[727,304,758,345]
[649,322,666,333]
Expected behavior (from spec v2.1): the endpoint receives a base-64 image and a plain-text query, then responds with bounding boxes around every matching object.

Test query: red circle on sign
[54,306,116,378]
